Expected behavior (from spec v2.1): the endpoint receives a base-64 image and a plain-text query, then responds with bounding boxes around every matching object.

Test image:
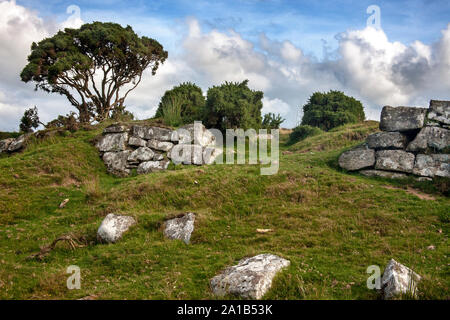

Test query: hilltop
[0,120,448,299]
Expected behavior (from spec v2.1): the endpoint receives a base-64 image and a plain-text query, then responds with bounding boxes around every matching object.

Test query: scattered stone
[427,100,450,127]
[210,254,290,299]
[128,136,147,147]
[375,150,415,173]
[102,151,131,176]
[163,212,195,244]
[367,132,408,149]
[427,245,435,250]
[359,170,408,179]
[136,160,170,174]
[406,127,449,152]
[412,154,449,178]
[381,259,421,299]
[97,214,136,244]
[338,144,375,171]
[0,138,14,153]
[127,147,155,162]
[147,139,174,152]
[59,199,69,208]
[380,106,427,132]
[256,229,273,233]
[104,124,127,133]
[96,133,128,152]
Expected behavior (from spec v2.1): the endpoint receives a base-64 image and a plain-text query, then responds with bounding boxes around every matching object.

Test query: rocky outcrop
[97,214,136,243]
[339,100,449,179]
[163,213,195,244]
[96,122,222,176]
[210,254,290,299]
[381,259,421,299]
[0,134,31,154]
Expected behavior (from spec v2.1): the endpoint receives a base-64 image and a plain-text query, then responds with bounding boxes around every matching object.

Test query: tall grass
[161,95,183,127]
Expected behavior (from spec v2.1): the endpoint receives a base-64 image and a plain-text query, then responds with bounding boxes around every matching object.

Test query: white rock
[147,139,174,152]
[128,136,147,147]
[381,259,421,299]
[210,254,290,299]
[102,151,131,176]
[96,133,128,152]
[178,123,216,146]
[127,147,155,162]
[164,213,195,244]
[136,160,170,174]
[97,214,136,243]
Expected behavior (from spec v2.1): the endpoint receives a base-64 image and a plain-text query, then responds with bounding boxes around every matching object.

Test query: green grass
[0,121,448,300]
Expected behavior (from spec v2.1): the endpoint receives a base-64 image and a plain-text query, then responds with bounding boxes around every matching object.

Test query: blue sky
[0,0,449,130]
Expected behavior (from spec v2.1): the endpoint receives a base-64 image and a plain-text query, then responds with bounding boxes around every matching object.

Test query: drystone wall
[96,122,223,176]
[339,100,449,179]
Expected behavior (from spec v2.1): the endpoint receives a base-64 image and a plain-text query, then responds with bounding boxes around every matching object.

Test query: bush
[155,82,205,125]
[287,125,323,145]
[301,91,365,131]
[19,106,41,133]
[262,113,285,129]
[45,112,79,132]
[204,80,263,131]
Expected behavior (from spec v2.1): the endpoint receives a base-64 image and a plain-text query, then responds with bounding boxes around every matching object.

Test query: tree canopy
[155,82,206,125]
[301,91,365,131]
[20,22,168,123]
[203,80,263,131]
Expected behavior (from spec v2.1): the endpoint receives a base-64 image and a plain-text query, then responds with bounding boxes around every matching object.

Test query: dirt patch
[383,185,436,200]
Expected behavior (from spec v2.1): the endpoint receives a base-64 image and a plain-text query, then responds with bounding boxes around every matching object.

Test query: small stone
[97,214,136,243]
[59,199,69,208]
[210,254,290,299]
[136,160,170,174]
[380,106,427,132]
[103,151,131,176]
[338,144,375,171]
[103,124,127,133]
[359,170,408,179]
[127,147,155,162]
[147,139,174,152]
[427,100,450,127]
[406,126,449,152]
[381,259,421,299]
[163,213,195,244]
[375,150,415,173]
[427,245,435,250]
[412,154,449,178]
[153,152,164,161]
[96,133,128,152]
[367,132,408,149]
[128,136,147,147]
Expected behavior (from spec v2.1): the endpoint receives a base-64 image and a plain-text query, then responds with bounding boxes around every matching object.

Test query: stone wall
[339,100,449,179]
[96,122,222,176]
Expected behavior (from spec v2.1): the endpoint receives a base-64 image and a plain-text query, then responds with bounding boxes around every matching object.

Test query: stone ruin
[96,122,223,176]
[339,100,449,179]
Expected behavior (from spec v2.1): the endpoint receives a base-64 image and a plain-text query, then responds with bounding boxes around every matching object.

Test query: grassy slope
[0,121,448,300]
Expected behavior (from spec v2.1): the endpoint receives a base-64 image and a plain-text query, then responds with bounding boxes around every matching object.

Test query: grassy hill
[0,121,448,299]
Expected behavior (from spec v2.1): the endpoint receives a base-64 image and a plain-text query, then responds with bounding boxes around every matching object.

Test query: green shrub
[155,82,205,125]
[301,91,365,131]
[204,79,263,131]
[262,113,285,129]
[287,125,324,145]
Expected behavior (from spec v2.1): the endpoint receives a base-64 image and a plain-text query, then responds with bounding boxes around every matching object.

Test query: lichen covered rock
[381,259,421,299]
[375,150,415,173]
[338,144,375,171]
[380,106,427,132]
[210,254,290,299]
[97,214,136,243]
[163,213,195,244]
[412,154,449,178]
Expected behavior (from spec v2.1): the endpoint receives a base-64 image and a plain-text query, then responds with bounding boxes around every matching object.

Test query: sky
[0,0,449,130]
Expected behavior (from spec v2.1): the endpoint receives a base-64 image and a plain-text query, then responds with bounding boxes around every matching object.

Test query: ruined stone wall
[96,122,222,176]
[339,100,449,179]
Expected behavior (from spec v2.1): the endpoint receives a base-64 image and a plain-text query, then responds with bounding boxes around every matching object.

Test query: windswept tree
[19,106,44,133]
[20,22,168,123]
